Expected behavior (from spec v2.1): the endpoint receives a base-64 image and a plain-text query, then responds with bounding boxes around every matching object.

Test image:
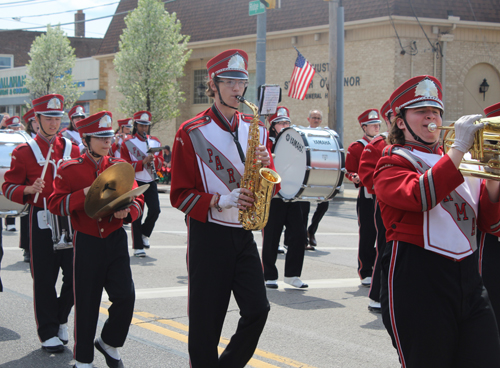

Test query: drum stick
[33,144,53,203]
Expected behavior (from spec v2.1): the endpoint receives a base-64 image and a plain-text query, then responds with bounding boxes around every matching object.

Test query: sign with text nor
[249,0,266,16]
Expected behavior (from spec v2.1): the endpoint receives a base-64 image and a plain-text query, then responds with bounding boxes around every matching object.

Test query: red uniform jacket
[120,133,164,174]
[2,134,80,208]
[373,143,500,249]
[345,135,370,187]
[48,153,144,239]
[358,133,388,195]
[169,105,278,224]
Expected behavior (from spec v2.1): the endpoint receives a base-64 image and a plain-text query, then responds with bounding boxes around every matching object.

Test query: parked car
[0,130,31,217]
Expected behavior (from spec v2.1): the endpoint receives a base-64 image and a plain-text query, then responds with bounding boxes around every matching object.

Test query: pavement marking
[101,307,317,368]
[107,278,361,300]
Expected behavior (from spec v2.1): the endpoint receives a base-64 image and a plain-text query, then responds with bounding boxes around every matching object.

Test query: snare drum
[273,126,344,201]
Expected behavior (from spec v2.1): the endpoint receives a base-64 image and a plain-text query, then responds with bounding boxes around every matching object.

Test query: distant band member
[358,100,394,312]
[59,105,85,146]
[2,94,80,353]
[345,110,381,287]
[111,118,133,158]
[262,106,308,289]
[120,111,164,257]
[170,49,273,368]
[23,108,39,138]
[48,111,144,368]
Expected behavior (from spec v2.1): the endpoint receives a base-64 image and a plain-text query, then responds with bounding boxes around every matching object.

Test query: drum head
[274,127,307,200]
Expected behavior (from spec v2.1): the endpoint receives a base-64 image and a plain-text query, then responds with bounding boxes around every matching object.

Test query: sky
[0,0,120,39]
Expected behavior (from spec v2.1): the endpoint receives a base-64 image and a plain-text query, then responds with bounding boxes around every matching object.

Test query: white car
[0,130,31,217]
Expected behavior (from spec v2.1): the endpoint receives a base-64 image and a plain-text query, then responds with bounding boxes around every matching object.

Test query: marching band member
[358,100,394,312]
[4,116,23,130]
[2,94,80,354]
[477,101,500,334]
[170,49,273,368]
[111,118,133,158]
[345,110,381,287]
[120,111,163,257]
[262,106,308,289]
[24,108,39,138]
[48,111,144,368]
[59,105,85,146]
[374,75,500,367]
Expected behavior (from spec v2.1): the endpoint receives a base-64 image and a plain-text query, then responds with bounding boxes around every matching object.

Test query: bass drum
[273,126,344,202]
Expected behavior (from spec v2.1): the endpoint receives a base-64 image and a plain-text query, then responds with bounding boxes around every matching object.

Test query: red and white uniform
[120,133,164,183]
[59,128,81,146]
[170,106,273,226]
[345,136,370,184]
[111,136,126,158]
[358,133,388,194]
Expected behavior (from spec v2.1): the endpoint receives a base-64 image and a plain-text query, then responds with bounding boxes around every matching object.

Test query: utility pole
[327,0,344,144]
[256,9,266,104]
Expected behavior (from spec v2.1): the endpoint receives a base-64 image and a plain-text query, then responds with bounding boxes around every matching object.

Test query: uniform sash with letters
[124,138,157,181]
[393,147,480,260]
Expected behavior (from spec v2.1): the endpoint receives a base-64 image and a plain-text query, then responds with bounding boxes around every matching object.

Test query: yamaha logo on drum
[313,139,332,145]
[286,133,303,153]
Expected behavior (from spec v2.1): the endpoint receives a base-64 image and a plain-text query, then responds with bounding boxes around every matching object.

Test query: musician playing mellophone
[374,75,500,367]
[2,94,80,354]
[48,111,145,368]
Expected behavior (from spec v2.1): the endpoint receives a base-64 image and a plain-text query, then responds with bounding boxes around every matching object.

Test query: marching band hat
[69,105,86,119]
[76,111,114,138]
[380,100,392,119]
[358,109,382,127]
[207,49,249,80]
[5,116,21,128]
[269,106,291,125]
[118,118,134,128]
[484,102,500,118]
[32,94,65,117]
[133,111,152,126]
[390,75,444,115]
[22,108,35,124]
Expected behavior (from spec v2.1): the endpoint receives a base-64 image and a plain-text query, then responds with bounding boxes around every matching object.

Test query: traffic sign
[249,0,266,16]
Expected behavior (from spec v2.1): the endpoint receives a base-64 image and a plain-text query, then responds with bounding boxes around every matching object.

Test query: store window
[0,55,13,70]
[193,69,209,104]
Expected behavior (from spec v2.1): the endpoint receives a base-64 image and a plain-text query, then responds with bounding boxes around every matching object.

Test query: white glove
[218,188,241,209]
[451,114,483,153]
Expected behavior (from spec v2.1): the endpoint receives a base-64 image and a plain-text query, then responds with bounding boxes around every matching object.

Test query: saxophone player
[120,111,163,257]
[170,49,276,368]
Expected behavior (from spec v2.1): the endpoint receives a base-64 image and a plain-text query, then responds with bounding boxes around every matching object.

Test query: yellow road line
[100,306,316,368]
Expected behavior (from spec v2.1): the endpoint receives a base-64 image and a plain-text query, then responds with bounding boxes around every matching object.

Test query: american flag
[288,50,315,100]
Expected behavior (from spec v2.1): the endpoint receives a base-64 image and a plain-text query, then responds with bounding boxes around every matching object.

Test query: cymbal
[84,162,135,219]
[147,146,168,153]
[87,184,149,219]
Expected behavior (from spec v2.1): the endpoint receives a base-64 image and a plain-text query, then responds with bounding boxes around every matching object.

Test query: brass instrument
[428,116,500,180]
[237,95,281,230]
[143,132,159,181]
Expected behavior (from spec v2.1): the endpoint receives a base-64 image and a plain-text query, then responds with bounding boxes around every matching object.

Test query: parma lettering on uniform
[455,203,469,221]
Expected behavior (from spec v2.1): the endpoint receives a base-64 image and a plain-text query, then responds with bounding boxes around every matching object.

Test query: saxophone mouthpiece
[236,95,245,103]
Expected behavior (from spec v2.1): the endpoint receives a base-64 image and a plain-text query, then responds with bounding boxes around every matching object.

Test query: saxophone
[237,95,281,230]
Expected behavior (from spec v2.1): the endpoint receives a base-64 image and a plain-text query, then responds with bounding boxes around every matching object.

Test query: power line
[386,0,406,54]
[0,2,119,21]
[407,0,437,53]
[0,0,57,9]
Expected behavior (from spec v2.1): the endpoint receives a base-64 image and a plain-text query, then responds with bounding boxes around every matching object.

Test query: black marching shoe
[95,338,124,368]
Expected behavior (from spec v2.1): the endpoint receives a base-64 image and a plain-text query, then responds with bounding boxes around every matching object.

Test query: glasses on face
[275,121,290,126]
[219,79,249,89]
[310,116,322,120]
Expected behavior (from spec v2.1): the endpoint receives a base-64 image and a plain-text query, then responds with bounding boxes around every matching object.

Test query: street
[0,192,400,368]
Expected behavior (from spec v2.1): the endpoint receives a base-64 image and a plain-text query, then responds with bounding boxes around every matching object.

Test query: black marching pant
[132,180,160,249]
[381,240,500,368]
[356,187,377,279]
[262,198,306,280]
[369,198,386,302]
[308,201,329,236]
[20,206,30,250]
[30,206,73,342]
[477,231,500,334]
[188,218,269,368]
[73,229,135,363]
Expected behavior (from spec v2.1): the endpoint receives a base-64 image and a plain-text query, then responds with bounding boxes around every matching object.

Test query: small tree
[114,0,192,126]
[25,24,82,109]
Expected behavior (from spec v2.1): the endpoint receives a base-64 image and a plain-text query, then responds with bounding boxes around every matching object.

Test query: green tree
[114,0,192,126]
[25,24,82,109]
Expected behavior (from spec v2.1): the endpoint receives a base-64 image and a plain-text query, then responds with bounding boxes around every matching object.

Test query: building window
[0,55,13,70]
[193,69,209,104]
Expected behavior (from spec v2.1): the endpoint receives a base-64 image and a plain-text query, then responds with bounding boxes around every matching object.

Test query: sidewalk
[157,182,358,201]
